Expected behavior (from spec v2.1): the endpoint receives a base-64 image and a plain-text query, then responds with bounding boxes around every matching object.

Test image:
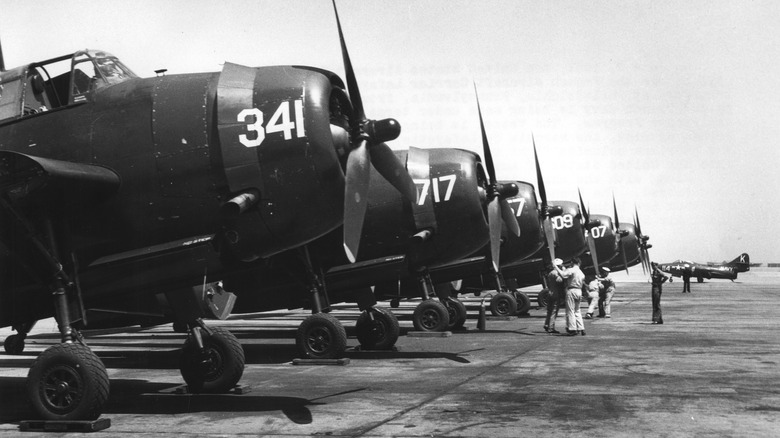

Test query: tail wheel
[490,292,518,316]
[27,343,109,421]
[537,289,551,308]
[180,327,245,393]
[513,291,532,315]
[356,307,400,350]
[443,299,467,330]
[296,313,347,359]
[412,300,450,332]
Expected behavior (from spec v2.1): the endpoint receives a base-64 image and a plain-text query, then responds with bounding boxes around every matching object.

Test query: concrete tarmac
[1,271,779,436]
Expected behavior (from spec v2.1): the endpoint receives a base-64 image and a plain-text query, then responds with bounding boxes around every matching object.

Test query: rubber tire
[537,289,551,309]
[514,292,532,315]
[490,292,518,317]
[180,326,245,393]
[412,300,450,332]
[697,276,704,283]
[296,313,347,359]
[443,299,467,330]
[4,334,25,354]
[27,343,109,421]
[356,307,400,350]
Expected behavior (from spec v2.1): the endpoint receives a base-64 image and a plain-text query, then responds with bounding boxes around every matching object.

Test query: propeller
[533,137,558,265]
[579,189,600,272]
[613,194,629,275]
[635,206,651,274]
[332,0,417,262]
[474,85,520,272]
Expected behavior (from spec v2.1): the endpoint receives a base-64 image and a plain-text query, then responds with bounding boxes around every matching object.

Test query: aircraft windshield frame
[72,50,138,89]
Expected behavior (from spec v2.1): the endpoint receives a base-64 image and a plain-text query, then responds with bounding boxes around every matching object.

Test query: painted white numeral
[237,108,264,147]
[414,175,457,205]
[551,214,574,230]
[238,99,306,147]
[508,198,527,217]
[585,225,608,239]
[439,175,456,202]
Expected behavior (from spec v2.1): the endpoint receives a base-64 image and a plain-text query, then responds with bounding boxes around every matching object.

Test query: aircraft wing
[325,254,408,292]
[0,151,120,206]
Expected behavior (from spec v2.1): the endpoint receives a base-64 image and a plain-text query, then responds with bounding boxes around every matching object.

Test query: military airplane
[0,3,419,421]
[659,253,750,282]
[455,142,592,312]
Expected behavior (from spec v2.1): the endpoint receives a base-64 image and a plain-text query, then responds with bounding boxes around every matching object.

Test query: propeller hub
[644,244,653,250]
[641,235,650,242]
[496,182,519,199]
[364,118,401,144]
[586,219,602,229]
[545,205,564,217]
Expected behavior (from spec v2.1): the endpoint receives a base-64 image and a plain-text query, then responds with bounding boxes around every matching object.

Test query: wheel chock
[172,384,251,394]
[19,418,111,433]
[292,358,350,366]
[407,331,452,338]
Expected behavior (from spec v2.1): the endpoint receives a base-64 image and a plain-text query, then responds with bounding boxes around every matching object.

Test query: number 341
[238,99,305,147]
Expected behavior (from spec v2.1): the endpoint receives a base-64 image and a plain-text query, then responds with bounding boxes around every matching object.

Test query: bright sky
[2,0,778,264]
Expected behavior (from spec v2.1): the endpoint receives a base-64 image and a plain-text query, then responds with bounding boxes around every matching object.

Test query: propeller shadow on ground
[0,376,339,425]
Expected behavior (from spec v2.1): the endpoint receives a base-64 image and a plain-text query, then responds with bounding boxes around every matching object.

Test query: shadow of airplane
[0,376,369,425]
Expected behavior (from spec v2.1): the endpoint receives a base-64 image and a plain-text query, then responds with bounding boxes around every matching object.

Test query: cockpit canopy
[0,49,137,122]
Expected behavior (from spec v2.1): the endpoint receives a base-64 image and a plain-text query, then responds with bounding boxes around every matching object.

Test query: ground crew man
[554,257,586,336]
[598,267,615,318]
[682,268,692,293]
[585,275,601,319]
[543,258,565,334]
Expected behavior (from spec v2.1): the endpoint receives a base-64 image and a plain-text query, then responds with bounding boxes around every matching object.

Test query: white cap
[601,267,611,273]
[553,258,564,266]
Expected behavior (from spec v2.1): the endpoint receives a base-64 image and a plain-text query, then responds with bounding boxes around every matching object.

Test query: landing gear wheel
[513,291,532,315]
[4,334,25,354]
[537,289,551,309]
[356,307,400,350]
[697,276,704,283]
[296,313,347,359]
[412,300,450,332]
[490,292,518,317]
[180,327,245,393]
[27,343,109,421]
[443,299,467,330]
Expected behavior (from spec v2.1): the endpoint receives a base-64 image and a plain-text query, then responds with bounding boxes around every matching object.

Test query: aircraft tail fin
[726,253,750,272]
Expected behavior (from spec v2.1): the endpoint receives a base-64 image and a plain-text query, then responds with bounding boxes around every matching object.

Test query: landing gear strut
[295,246,348,359]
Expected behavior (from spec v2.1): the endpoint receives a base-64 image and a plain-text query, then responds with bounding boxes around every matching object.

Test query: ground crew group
[543,257,668,335]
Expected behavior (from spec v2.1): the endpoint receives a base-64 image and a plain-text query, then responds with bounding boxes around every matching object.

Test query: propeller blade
[533,136,547,212]
[488,198,501,272]
[500,198,521,237]
[586,234,600,273]
[620,238,629,275]
[612,193,620,229]
[369,142,417,202]
[343,140,370,262]
[0,36,5,72]
[578,188,589,224]
[474,84,498,186]
[332,0,365,123]
[543,218,556,264]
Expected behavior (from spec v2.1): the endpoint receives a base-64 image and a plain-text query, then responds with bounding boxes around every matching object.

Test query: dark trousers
[652,285,663,323]
[682,277,691,293]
